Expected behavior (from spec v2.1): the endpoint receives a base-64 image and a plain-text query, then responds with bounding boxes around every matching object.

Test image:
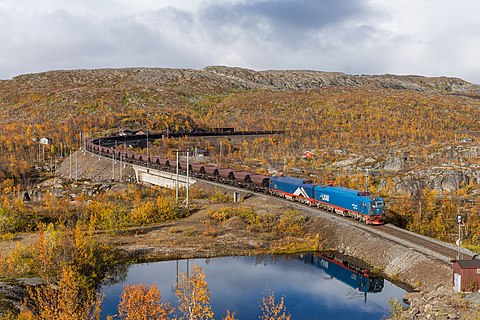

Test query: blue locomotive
[268,176,385,225]
[268,176,315,204]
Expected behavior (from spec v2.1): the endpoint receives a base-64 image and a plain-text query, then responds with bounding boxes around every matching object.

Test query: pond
[101,253,407,319]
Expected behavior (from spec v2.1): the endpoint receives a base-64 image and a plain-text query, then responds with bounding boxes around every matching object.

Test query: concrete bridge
[132,165,196,189]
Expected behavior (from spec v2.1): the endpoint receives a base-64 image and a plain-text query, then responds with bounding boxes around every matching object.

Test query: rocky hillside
[2,66,480,95]
[1,65,479,239]
[204,66,480,94]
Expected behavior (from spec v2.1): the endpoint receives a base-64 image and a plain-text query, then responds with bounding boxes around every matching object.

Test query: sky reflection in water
[101,255,406,319]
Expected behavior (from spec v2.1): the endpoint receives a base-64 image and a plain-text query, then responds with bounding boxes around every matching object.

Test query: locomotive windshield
[370,200,385,216]
[373,201,384,208]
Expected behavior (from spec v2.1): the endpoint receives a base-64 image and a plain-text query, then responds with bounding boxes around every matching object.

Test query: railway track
[292,202,472,265]
[378,224,472,263]
[192,179,475,266]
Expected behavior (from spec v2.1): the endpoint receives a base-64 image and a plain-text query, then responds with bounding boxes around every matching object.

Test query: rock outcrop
[396,286,480,319]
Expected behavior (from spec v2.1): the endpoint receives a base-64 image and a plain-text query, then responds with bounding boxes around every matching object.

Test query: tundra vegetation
[0,68,479,316]
[0,85,478,248]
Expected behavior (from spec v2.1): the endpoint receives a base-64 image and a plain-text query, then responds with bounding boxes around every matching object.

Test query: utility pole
[457,213,463,260]
[175,149,179,203]
[112,149,115,181]
[69,149,72,181]
[283,156,287,175]
[119,153,123,182]
[186,150,190,209]
[146,131,149,168]
[219,140,223,163]
[419,201,422,221]
[365,168,370,193]
[75,148,78,183]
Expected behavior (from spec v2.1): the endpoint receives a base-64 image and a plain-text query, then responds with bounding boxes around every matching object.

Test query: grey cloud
[195,0,385,72]
[191,2,387,76]
[201,0,372,44]
[0,7,207,78]
[204,0,368,29]
[0,2,387,79]
[1,1,480,84]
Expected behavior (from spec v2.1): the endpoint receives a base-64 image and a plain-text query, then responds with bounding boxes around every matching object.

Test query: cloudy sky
[1,0,479,83]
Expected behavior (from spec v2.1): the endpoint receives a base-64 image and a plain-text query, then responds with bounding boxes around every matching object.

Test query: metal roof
[455,260,480,268]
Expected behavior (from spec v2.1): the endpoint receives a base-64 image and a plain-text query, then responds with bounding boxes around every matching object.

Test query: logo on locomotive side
[320,194,330,201]
[293,187,310,198]
[320,259,329,269]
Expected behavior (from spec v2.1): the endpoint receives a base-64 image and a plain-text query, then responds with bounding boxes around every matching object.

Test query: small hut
[452,259,480,292]
[302,150,316,160]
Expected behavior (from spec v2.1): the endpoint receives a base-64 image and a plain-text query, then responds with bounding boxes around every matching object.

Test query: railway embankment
[19,152,480,319]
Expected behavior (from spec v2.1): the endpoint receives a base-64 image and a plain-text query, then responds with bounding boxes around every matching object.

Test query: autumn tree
[222,310,237,320]
[117,284,171,320]
[19,266,102,320]
[175,264,214,320]
[259,289,291,320]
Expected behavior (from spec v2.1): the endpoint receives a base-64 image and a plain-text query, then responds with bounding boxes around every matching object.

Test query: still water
[101,253,406,319]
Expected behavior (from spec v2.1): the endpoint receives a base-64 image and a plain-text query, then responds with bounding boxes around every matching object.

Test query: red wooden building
[302,150,316,159]
[452,260,480,292]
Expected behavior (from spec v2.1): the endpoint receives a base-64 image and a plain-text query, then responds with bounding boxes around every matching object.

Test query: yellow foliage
[176,264,214,320]
[130,201,156,225]
[118,284,171,320]
[259,289,291,320]
[19,266,102,320]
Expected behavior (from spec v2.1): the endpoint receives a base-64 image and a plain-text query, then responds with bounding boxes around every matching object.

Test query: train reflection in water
[299,252,384,302]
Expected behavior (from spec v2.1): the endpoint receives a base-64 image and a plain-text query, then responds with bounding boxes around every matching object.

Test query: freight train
[86,135,385,225]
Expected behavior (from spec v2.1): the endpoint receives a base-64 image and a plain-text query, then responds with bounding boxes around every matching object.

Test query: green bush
[0,206,27,235]
[210,189,230,204]
[209,206,258,225]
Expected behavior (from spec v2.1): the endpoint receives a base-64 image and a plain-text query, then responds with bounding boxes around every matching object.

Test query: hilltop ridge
[3,66,479,96]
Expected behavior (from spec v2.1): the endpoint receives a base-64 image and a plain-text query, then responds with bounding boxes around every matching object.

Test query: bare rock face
[378,167,479,196]
[372,145,480,196]
[391,177,424,197]
[428,145,480,162]
[382,156,414,172]
[203,66,480,93]
[0,278,44,316]
[426,168,473,193]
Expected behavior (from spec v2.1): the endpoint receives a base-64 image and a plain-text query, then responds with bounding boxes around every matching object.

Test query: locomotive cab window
[374,201,384,208]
